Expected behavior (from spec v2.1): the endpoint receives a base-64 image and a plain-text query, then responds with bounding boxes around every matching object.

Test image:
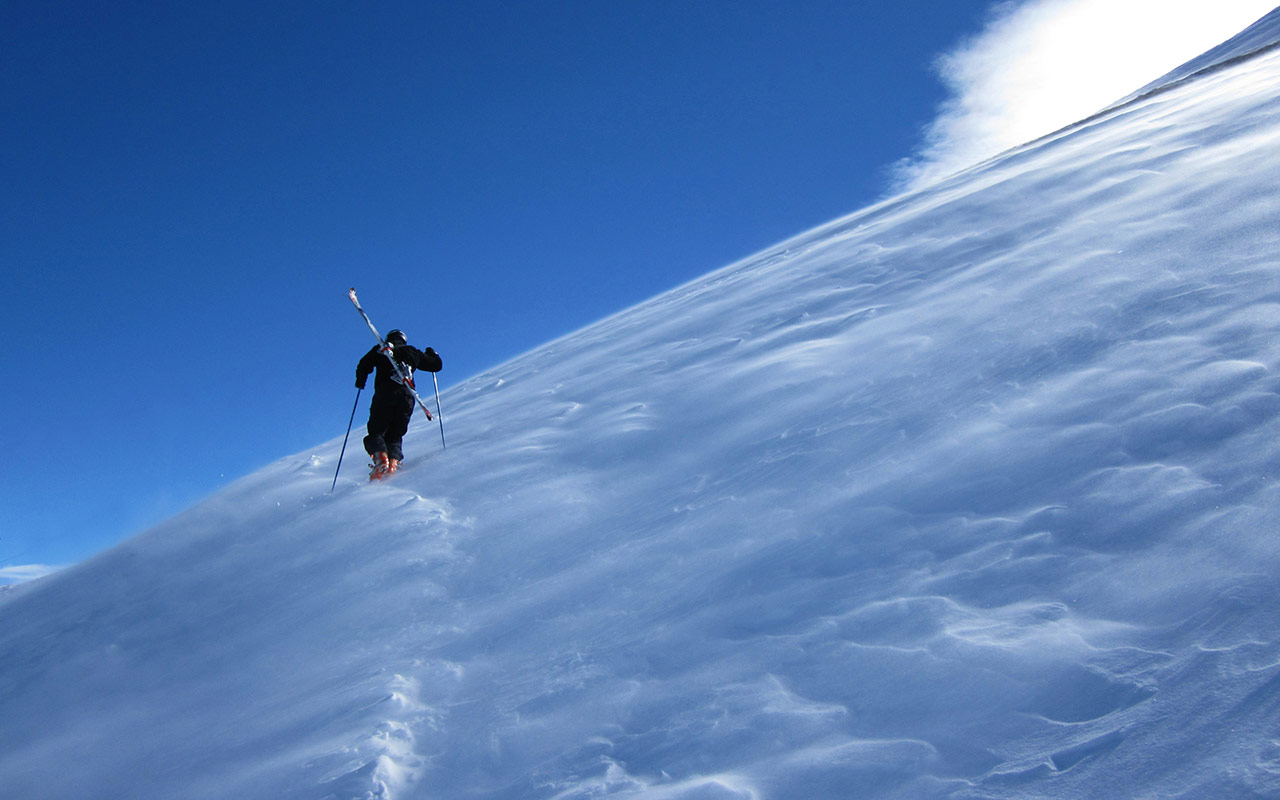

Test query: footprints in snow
[317,667,461,800]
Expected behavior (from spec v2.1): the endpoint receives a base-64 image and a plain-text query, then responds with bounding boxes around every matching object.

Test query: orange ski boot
[370,451,391,481]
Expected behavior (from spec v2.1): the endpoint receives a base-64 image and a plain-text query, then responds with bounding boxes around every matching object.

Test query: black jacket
[356,344,442,394]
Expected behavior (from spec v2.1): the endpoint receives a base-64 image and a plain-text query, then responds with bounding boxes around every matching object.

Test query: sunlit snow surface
[5,18,1280,800]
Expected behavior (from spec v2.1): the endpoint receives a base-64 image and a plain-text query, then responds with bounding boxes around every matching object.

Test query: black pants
[363,392,415,461]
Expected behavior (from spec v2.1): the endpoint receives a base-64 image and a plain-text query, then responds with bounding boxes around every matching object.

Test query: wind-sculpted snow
[4,21,1280,800]
[1123,6,1280,101]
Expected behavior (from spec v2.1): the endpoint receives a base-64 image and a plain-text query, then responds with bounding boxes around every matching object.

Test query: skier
[355,329,442,479]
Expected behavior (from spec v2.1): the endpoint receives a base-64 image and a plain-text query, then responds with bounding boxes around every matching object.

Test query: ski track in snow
[4,14,1280,800]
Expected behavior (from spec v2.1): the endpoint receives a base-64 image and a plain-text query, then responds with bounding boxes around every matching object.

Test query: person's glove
[356,379,366,390]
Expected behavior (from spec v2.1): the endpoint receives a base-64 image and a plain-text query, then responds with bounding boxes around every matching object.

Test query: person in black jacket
[355,329,442,478]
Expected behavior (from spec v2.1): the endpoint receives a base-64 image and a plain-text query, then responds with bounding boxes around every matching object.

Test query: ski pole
[332,387,362,492]
[432,372,447,450]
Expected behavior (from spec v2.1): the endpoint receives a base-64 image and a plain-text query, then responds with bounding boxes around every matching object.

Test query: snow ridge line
[1071,37,1280,140]
[899,19,1280,200]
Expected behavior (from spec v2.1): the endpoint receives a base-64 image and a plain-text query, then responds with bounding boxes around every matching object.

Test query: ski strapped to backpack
[347,288,440,431]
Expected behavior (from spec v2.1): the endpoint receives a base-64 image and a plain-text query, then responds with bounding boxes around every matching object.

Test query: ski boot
[370,451,391,481]
[387,458,401,476]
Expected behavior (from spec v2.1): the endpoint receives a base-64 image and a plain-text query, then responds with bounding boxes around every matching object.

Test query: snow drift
[3,11,1280,800]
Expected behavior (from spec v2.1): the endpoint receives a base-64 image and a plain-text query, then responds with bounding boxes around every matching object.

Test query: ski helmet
[386,329,407,345]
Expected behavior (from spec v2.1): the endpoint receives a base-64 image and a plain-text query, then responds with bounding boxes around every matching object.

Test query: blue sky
[1,0,1271,572]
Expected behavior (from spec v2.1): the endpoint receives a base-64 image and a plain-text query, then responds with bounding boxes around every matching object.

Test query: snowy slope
[1123,6,1280,100]
[4,17,1280,800]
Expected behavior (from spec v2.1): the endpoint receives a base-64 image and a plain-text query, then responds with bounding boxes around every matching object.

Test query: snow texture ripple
[3,13,1280,800]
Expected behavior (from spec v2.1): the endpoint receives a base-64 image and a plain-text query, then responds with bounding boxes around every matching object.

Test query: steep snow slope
[4,17,1280,800]
[1124,6,1280,99]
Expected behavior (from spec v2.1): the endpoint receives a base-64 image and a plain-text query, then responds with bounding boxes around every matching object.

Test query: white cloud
[892,0,1276,192]
[0,564,63,585]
